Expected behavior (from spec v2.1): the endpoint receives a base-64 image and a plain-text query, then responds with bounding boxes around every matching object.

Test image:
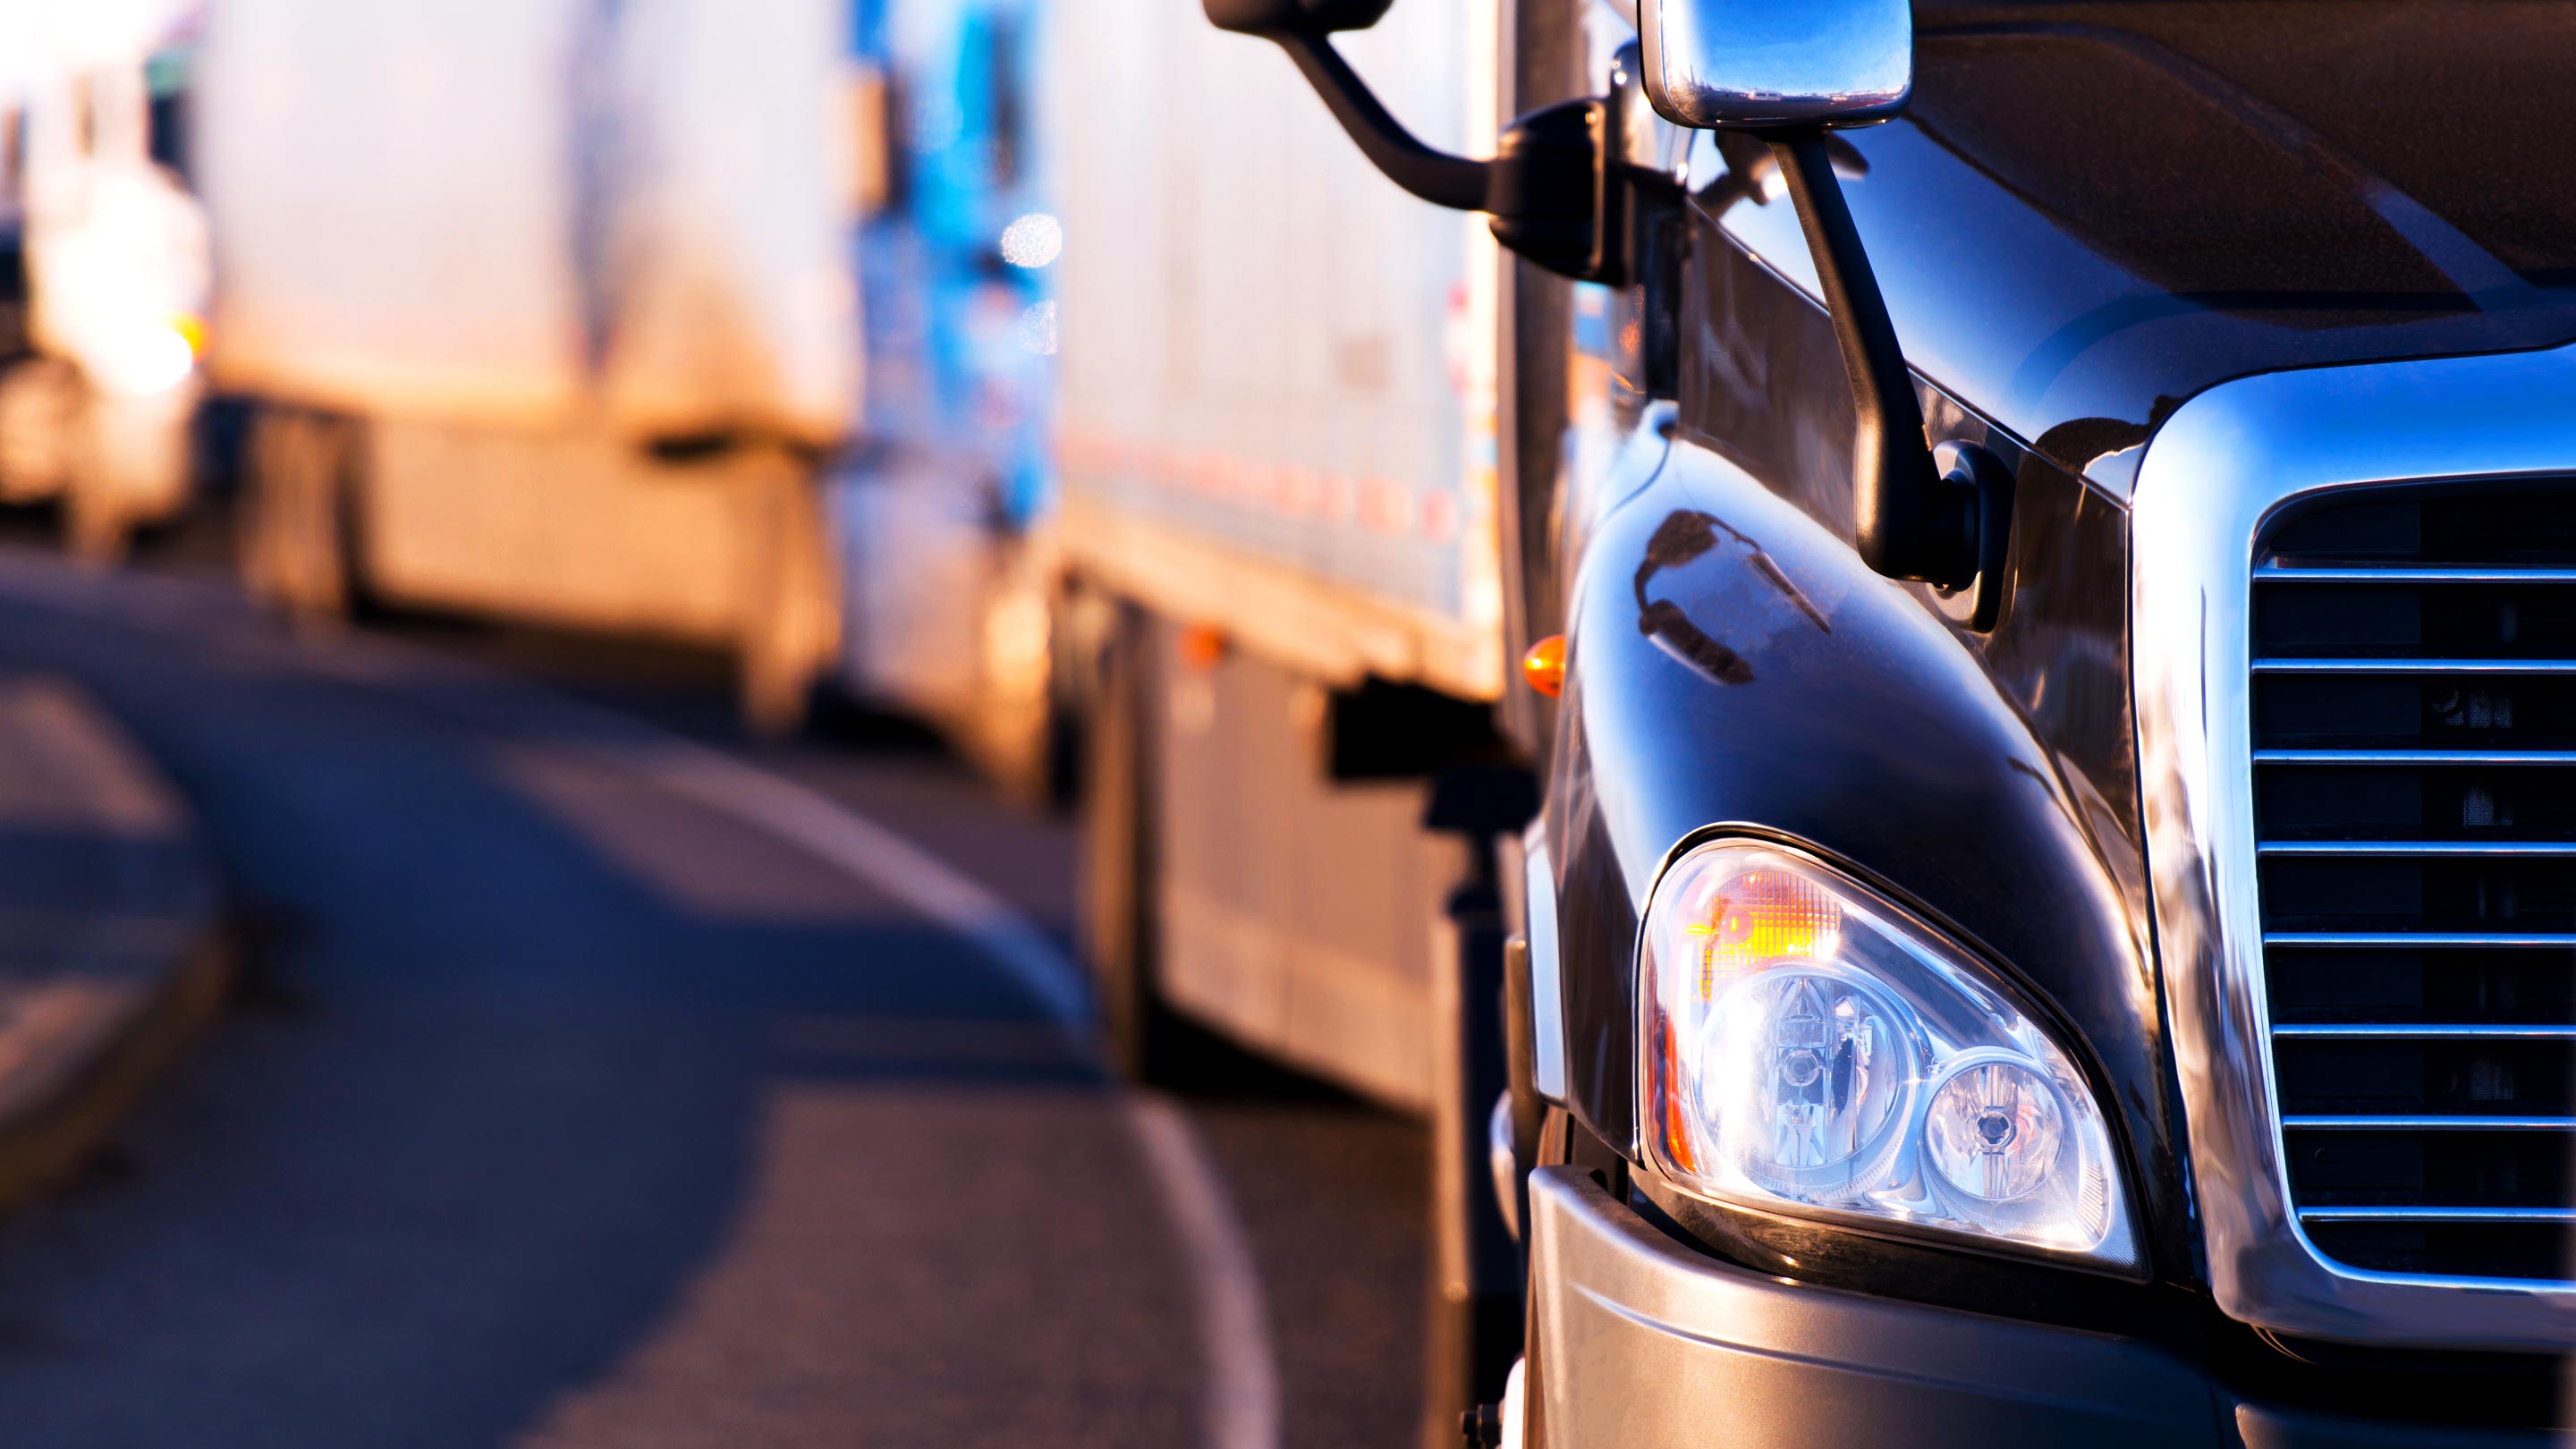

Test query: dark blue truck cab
[1197,0,2576,1442]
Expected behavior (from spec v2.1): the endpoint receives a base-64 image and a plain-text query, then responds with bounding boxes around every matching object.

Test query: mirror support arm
[1267,35,1621,284]
[1276,35,1492,211]
[1770,131,1986,593]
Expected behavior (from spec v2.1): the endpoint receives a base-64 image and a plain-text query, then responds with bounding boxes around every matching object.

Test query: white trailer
[1050,0,1508,1106]
[1048,4,1561,1434]
[191,0,860,729]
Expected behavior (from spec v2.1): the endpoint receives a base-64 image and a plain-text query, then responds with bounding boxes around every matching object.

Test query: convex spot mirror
[1629,0,1912,131]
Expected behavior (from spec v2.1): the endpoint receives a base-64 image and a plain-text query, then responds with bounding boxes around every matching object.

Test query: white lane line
[0,559,1284,1449]
[639,748,1087,1025]
[616,744,1282,1449]
[1128,1098,1283,1449]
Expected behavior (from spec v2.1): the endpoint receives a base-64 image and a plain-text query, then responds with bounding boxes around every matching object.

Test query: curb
[0,677,227,1208]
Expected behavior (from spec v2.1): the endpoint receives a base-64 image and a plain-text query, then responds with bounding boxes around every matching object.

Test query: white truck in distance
[191,0,857,730]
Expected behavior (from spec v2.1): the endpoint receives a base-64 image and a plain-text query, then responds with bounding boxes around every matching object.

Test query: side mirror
[1636,0,1912,131]
[1207,0,2006,621]
[1200,0,1638,279]
[1203,0,1392,38]
[1632,0,2008,622]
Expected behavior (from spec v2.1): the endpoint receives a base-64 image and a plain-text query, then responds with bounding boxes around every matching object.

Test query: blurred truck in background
[191,0,858,731]
[1048,0,1558,1434]
[1057,0,1504,1106]
[835,0,1066,801]
[0,1,211,560]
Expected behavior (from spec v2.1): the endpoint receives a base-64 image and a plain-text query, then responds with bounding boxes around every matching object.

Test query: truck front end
[1187,0,2573,1437]
[1509,9,2575,1441]
[1518,345,2576,1442]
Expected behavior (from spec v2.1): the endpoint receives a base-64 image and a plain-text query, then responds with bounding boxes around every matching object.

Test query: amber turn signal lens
[1521,634,1566,697]
[1681,867,1842,997]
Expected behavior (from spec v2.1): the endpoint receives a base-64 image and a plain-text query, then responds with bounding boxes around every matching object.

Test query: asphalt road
[0,544,1427,1448]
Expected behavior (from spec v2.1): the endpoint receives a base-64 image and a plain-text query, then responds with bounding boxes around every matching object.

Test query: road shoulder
[0,675,226,1206]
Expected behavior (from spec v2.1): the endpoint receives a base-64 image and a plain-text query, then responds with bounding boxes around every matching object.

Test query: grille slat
[2302,1207,2576,1222]
[2263,841,2576,856]
[2256,659,2576,674]
[2258,565,2576,584]
[2253,486,2576,1284]
[2284,1114,2576,1131]
[2259,748,2576,764]
[2275,1024,2576,1039]
[2268,932,2576,946]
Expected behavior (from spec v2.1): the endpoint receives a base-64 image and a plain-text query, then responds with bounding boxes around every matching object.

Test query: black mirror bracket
[1234,12,2002,618]
[1932,439,2014,631]
[1275,34,1492,210]
[1769,131,2007,619]
[1270,33,1648,285]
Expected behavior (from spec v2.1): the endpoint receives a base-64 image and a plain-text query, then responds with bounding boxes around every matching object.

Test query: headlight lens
[1640,843,2138,1271]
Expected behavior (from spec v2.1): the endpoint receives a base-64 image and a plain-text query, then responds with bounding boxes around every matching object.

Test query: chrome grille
[2252,484,2576,1284]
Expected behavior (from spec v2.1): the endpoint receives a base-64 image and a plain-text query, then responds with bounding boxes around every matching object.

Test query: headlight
[1640,842,2139,1272]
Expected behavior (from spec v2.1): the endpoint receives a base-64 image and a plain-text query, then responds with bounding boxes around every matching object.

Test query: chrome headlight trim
[2132,343,2576,1352]
[1522,826,1568,1104]
[1632,836,2141,1273]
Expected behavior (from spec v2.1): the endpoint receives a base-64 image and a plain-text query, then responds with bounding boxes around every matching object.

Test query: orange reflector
[1521,634,1566,697]
[1176,623,1228,673]
[1658,1012,1697,1173]
[1685,868,1843,996]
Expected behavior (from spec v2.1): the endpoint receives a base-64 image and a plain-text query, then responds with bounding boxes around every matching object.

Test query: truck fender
[1534,435,2178,1269]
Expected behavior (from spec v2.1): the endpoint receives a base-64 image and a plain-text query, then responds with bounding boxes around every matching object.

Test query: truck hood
[1744,2,2576,492]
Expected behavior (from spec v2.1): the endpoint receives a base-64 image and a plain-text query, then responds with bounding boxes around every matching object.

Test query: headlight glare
[1641,843,2139,1272]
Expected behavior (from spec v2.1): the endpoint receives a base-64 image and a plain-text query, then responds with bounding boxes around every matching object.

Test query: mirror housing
[1636,0,1912,131]
[1204,0,1392,39]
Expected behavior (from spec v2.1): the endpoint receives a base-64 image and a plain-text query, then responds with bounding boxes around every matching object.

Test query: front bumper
[1525,1167,2564,1449]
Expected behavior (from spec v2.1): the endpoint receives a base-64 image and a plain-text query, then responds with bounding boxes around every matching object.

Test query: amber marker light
[1176,623,1228,673]
[1520,633,1566,697]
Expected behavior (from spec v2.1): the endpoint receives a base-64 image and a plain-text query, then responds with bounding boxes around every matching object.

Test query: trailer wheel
[239,409,364,619]
[1421,838,1527,1449]
[1079,601,1192,1080]
[62,462,129,564]
[59,380,129,564]
[735,449,837,738]
[0,358,77,511]
[955,538,1069,809]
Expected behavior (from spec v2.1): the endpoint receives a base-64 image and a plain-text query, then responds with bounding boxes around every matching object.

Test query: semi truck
[835,0,1067,800]
[1106,0,2576,1443]
[190,0,857,731]
[1054,0,1507,1095]
[1047,0,1561,1435]
[0,1,210,560]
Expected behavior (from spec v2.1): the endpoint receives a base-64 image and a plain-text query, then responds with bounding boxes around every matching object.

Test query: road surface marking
[634,744,1281,1449]
[0,558,1284,1449]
